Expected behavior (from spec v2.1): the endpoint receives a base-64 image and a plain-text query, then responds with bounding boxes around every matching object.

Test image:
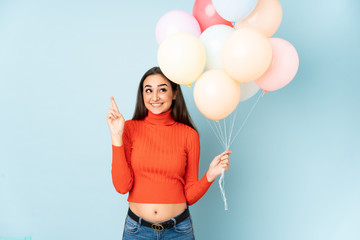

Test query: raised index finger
[110,96,119,113]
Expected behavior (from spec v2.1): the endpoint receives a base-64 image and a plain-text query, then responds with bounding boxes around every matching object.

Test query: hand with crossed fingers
[107,96,125,146]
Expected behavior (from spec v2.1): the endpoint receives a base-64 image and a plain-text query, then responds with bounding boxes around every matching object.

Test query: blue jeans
[122,207,195,240]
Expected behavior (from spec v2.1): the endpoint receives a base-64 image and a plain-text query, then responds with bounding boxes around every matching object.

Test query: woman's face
[143,74,177,114]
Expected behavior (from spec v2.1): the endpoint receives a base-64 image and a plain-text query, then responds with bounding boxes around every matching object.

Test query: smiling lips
[151,103,163,108]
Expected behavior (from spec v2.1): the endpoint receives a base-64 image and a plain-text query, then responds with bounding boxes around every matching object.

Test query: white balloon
[212,0,258,22]
[158,33,206,85]
[239,81,260,102]
[200,24,234,69]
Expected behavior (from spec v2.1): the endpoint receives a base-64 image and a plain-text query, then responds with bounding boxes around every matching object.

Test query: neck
[145,108,176,126]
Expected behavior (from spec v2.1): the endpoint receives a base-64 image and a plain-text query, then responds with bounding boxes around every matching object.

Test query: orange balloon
[235,0,282,37]
[222,28,272,83]
[193,69,241,121]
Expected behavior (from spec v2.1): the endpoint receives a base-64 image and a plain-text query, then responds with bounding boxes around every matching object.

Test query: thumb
[217,151,229,159]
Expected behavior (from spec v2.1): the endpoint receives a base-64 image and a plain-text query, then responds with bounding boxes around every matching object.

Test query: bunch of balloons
[156,0,299,122]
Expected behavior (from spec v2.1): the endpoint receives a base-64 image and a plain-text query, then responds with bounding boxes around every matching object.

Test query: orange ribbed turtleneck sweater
[111,108,214,205]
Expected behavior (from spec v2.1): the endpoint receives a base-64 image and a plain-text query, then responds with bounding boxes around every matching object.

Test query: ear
[172,90,177,100]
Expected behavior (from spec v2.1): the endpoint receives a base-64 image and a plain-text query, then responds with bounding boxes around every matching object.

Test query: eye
[145,89,152,93]
[160,88,167,92]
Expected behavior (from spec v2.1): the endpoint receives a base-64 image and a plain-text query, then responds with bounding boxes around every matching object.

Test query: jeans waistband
[127,206,190,231]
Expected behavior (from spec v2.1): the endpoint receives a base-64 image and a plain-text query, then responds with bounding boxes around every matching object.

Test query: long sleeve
[111,122,134,194]
[184,128,214,205]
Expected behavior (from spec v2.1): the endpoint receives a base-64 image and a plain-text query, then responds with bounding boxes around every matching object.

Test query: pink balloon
[155,10,201,45]
[193,0,233,32]
[255,38,299,91]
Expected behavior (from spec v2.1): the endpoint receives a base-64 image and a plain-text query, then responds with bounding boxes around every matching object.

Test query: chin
[150,109,162,114]
[148,106,170,114]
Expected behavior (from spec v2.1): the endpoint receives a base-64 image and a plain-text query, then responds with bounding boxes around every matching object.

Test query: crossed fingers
[110,96,119,113]
[108,96,122,119]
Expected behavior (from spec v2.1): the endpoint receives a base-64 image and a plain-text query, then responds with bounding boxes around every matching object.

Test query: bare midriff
[129,202,187,222]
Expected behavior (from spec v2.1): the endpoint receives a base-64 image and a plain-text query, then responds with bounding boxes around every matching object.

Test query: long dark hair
[132,66,197,132]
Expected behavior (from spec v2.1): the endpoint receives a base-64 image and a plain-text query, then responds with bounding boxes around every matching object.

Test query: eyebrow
[144,83,168,88]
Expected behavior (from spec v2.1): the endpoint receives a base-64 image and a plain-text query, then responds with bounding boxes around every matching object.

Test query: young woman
[107,66,231,239]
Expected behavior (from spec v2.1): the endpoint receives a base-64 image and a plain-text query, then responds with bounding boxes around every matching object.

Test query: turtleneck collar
[144,108,176,126]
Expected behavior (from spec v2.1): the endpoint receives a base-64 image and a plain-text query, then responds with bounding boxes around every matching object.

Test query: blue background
[1,0,359,239]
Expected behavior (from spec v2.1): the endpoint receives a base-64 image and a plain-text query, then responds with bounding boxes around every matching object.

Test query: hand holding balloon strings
[207,150,231,182]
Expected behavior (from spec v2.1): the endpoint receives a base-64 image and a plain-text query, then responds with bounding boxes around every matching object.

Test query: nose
[152,91,159,101]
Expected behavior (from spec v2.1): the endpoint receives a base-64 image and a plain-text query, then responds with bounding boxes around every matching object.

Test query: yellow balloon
[193,69,241,121]
[222,28,272,83]
[235,0,282,37]
[158,33,206,85]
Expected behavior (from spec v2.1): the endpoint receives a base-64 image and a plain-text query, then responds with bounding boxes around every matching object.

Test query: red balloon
[193,0,233,32]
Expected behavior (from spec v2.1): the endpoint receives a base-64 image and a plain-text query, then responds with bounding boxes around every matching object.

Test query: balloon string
[216,120,226,148]
[214,120,226,148]
[206,119,228,210]
[206,118,226,148]
[224,118,227,149]
[219,168,228,210]
[227,106,239,149]
[218,91,264,211]
[229,90,264,146]
[205,90,264,211]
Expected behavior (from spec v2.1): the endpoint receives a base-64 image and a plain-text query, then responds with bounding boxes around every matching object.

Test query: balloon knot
[187,84,191,87]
